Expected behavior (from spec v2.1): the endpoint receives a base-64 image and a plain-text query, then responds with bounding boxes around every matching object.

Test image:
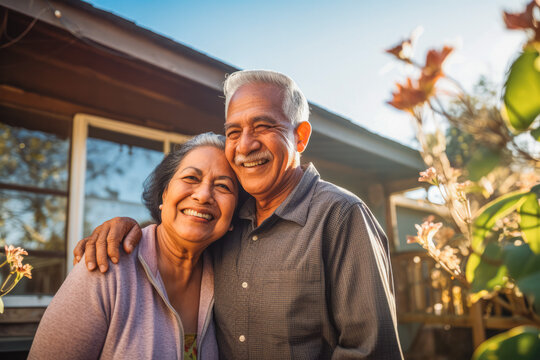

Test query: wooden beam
[4,45,221,123]
[399,312,537,330]
[384,178,425,194]
[0,84,178,132]
[391,194,451,218]
[2,0,232,91]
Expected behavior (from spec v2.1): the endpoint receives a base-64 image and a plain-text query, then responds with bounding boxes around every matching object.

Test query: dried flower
[455,181,472,202]
[419,167,438,185]
[387,46,453,113]
[385,38,414,64]
[16,264,33,280]
[1,245,33,313]
[455,180,473,192]
[503,0,540,43]
[388,78,429,113]
[438,246,461,274]
[413,220,443,250]
[4,245,28,270]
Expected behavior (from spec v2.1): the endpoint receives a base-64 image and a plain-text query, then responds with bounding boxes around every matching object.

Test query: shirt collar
[238,163,320,227]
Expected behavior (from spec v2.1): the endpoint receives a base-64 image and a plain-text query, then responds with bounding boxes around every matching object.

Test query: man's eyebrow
[224,123,239,132]
[253,116,278,124]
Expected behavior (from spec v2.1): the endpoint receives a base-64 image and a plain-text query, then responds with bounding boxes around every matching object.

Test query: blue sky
[86,0,525,146]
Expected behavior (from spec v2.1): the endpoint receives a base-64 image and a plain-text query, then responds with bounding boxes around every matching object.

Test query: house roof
[1,0,424,192]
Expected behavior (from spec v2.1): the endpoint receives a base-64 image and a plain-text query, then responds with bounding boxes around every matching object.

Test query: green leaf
[517,272,540,312]
[519,193,540,253]
[472,326,540,360]
[503,243,540,281]
[531,184,540,198]
[466,242,507,294]
[465,145,500,181]
[472,191,529,251]
[503,243,540,313]
[531,126,540,141]
[502,48,540,132]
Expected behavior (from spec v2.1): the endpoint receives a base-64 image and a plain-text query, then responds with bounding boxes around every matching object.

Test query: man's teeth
[243,159,268,168]
[182,209,213,220]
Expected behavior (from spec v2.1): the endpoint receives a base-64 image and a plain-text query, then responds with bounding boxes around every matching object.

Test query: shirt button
[239,335,246,342]
[252,235,258,241]
[242,282,248,289]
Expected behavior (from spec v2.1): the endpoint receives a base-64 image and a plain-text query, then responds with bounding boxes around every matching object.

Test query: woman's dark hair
[142,132,226,223]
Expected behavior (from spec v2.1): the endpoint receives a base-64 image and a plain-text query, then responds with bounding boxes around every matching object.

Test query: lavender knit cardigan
[29,224,219,360]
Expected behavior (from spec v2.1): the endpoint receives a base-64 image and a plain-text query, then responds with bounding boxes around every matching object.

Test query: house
[0,0,426,354]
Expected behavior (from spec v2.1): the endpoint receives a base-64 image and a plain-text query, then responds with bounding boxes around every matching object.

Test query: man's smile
[242,159,269,168]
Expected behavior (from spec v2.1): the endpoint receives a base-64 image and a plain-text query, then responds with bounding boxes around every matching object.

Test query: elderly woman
[29,133,238,360]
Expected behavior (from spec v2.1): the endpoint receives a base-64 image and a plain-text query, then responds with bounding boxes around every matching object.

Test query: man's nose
[237,130,261,154]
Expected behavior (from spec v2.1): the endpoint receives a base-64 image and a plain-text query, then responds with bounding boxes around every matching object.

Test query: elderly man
[75,70,403,359]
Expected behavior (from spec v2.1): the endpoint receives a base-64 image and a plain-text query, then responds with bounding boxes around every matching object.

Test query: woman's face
[160,146,238,246]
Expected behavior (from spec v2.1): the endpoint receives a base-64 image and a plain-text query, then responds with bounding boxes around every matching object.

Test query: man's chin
[239,180,273,198]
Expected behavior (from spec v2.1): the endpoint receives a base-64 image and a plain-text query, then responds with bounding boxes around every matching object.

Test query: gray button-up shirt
[211,164,403,359]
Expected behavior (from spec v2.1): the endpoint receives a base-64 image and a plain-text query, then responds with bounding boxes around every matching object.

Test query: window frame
[67,113,190,271]
[3,113,189,308]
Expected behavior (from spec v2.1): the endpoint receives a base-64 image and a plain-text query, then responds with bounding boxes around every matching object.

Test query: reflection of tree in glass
[85,138,163,203]
[0,123,69,251]
[0,124,68,190]
[85,139,126,201]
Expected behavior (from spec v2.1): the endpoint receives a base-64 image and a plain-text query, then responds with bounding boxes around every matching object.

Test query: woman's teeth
[182,209,213,220]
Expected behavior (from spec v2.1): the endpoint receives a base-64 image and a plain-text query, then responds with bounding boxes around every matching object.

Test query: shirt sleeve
[325,202,403,360]
[28,258,112,360]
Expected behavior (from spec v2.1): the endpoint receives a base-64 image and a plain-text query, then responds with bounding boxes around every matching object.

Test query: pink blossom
[16,264,33,279]
[418,167,438,185]
[4,245,28,269]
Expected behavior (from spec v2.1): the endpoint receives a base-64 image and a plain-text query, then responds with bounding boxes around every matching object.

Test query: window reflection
[0,190,66,251]
[0,108,69,296]
[83,127,164,236]
[0,121,69,191]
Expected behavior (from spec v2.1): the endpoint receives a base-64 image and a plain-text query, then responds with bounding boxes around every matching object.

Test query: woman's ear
[161,188,168,206]
[295,121,312,153]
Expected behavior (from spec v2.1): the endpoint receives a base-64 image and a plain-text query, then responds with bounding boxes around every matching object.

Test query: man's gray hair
[223,70,310,126]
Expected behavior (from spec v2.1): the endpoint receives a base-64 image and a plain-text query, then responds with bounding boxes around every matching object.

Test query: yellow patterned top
[184,334,197,360]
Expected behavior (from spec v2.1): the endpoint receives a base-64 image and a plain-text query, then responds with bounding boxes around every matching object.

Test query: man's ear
[295,121,312,153]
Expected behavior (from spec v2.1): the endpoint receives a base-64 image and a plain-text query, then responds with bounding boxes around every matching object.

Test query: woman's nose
[191,183,214,204]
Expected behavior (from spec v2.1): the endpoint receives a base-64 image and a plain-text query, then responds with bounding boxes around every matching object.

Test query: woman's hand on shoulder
[73,217,142,273]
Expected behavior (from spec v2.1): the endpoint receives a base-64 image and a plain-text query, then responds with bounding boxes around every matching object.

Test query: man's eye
[255,124,270,131]
[226,130,240,138]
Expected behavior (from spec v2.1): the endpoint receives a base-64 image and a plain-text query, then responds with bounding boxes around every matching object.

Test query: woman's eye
[183,176,198,182]
[216,183,231,191]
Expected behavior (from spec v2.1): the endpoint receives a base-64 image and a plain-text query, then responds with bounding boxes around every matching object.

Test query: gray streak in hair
[223,70,310,126]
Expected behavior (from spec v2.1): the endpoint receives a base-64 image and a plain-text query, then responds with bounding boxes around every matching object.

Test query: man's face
[224,83,299,200]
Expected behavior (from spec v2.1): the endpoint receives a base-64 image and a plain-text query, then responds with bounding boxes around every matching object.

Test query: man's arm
[326,202,403,359]
[73,217,142,272]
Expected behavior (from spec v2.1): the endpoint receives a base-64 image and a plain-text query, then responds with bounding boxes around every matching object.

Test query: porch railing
[392,251,536,347]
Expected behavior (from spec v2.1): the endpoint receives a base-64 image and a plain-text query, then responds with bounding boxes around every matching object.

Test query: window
[83,127,164,236]
[0,107,70,296]
[67,114,190,269]
[1,111,189,306]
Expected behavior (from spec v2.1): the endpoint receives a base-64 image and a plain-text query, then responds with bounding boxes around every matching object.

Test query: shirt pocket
[258,269,322,341]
